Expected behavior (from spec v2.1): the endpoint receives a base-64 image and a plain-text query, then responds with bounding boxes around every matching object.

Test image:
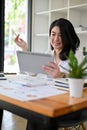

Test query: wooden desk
[0,88,87,130]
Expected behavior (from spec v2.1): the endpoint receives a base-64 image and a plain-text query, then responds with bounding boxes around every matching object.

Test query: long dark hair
[49,18,80,60]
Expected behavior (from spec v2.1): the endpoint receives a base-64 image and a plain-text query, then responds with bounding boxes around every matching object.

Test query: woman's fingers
[47,62,58,69]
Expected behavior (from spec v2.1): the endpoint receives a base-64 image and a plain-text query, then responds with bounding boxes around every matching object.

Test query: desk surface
[0,88,87,118]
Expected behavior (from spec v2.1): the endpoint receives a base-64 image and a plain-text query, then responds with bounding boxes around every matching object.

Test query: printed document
[0,75,67,101]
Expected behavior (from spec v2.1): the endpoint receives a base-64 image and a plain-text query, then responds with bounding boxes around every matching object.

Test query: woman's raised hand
[14,34,28,51]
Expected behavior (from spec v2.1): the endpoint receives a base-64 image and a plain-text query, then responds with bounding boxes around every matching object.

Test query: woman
[15,18,82,78]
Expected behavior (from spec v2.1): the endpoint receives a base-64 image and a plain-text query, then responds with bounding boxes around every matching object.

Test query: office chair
[26,108,87,130]
[59,121,85,130]
[57,108,87,130]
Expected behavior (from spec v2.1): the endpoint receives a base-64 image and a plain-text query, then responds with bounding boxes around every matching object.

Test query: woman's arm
[14,34,28,51]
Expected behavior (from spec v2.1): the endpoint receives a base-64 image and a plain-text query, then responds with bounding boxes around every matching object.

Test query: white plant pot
[68,78,84,98]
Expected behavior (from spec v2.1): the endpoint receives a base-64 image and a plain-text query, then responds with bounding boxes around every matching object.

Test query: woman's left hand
[42,62,62,78]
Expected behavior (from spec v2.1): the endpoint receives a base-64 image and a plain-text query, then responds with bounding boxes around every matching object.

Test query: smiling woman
[14,18,83,78]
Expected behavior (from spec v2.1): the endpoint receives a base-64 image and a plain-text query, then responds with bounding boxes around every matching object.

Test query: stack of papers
[54,78,87,90]
[54,78,69,90]
[0,75,67,101]
[1,74,86,101]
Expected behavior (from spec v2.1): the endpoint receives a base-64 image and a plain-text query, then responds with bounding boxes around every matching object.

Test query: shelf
[51,11,67,22]
[69,0,87,6]
[51,7,68,13]
[32,0,87,53]
[36,11,50,16]
[36,33,48,37]
[32,36,49,53]
[34,0,49,12]
[69,4,87,11]
[35,15,49,34]
[77,31,87,35]
[51,0,68,10]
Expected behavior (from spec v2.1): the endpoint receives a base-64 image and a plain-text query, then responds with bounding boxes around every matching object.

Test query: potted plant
[67,49,87,97]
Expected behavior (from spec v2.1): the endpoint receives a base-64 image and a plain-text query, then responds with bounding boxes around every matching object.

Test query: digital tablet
[17,51,54,74]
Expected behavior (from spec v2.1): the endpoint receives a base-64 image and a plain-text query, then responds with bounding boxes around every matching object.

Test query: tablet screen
[17,51,54,74]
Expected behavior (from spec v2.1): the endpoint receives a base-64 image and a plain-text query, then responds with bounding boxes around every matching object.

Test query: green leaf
[68,50,78,69]
[82,66,87,71]
[68,49,87,78]
[79,55,87,68]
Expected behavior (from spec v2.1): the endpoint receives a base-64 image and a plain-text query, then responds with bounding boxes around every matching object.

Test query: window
[4,0,29,73]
